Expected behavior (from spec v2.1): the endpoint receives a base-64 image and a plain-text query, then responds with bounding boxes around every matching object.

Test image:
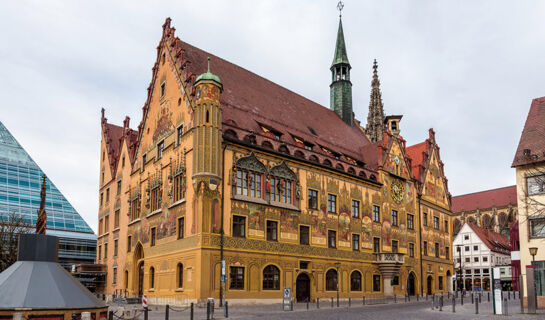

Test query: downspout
[418,193,424,296]
[219,143,227,307]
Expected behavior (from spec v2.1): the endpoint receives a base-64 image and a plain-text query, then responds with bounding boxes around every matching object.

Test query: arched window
[270,161,297,205]
[278,145,290,154]
[234,152,266,199]
[359,171,367,178]
[262,141,273,149]
[323,159,332,167]
[263,265,280,290]
[149,267,155,289]
[224,129,238,140]
[350,271,362,291]
[309,155,319,163]
[335,163,344,171]
[177,263,183,288]
[347,167,356,174]
[326,269,338,291]
[294,150,305,159]
[243,134,257,145]
[370,174,377,181]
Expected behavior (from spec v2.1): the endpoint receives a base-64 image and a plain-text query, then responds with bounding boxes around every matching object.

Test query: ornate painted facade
[97,17,454,304]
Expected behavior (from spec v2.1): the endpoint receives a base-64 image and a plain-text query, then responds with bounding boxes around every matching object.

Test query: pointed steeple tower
[365,59,386,142]
[330,6,353,126]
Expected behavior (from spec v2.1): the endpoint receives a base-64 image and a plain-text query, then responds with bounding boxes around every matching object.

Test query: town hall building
[97,15,454,304]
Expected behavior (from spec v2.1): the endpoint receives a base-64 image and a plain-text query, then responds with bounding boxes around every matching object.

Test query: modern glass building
[0,121,96,270]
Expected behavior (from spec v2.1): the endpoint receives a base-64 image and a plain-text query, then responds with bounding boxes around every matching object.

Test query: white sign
[492,267,502,315]
[283,288,291,298]
[221,260,226,276]
[283,287,292,311]
[142,295,148,309]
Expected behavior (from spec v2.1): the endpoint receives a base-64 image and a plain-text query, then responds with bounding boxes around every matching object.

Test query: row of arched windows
[325,269,363,291]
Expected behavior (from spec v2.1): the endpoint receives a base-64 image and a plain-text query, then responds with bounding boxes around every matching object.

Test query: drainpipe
[219,144,227,307]
[417,193,424,296]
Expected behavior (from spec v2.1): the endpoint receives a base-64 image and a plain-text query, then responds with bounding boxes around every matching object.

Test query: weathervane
[337,1,344,17]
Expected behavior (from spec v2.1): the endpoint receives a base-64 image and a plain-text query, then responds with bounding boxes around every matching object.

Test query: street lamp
[529,247,538,312]
[457,245,462,296]
[335,262,341,307]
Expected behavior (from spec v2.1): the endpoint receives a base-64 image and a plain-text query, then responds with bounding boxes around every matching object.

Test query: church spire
[330,1,353,126]
[365,59,386,142]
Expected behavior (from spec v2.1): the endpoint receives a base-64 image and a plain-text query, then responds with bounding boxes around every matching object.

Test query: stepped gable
[156,18,374,173]
[451,185,517,213]
[512,96,545,167]
[466,222,510,254]
[101,109,139,176]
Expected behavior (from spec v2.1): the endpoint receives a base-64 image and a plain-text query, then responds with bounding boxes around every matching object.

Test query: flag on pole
[36,175,47,234]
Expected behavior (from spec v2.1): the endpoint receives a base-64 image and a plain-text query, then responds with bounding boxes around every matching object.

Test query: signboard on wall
[492,267,502,315]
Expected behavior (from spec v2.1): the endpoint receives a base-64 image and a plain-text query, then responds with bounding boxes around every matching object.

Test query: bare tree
[520,166,545,237]
[0,211,32,272]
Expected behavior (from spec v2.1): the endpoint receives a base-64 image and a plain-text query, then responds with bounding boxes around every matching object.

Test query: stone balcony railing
[374,252,405,264]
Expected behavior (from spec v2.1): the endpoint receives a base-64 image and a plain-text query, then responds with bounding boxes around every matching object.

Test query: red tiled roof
[101,112,139,177]
[467,222,510,255]
[406,141,427,181]
[512,96,545,167]
[451,185,517,213]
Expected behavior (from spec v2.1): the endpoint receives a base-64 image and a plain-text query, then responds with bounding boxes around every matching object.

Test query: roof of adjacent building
[406,141,427,181]
[512,96,545,167]
[451,185,517,213]
[101,112,139,176]
[466,222,511,255]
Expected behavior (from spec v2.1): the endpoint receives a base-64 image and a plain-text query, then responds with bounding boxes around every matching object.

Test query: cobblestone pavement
[110,297,545,320]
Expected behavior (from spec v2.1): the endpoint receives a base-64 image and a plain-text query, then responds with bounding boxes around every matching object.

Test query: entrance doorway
[427,276,433,295]
[407,272,416,296]
[296,273,311,302]
[138,262,144,296]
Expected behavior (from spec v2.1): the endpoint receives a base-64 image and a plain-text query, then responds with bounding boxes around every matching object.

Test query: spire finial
[337,1,344,18]
[207,57,211,73]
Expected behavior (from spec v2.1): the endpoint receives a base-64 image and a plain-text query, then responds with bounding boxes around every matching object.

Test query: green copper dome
[196,57,222,85]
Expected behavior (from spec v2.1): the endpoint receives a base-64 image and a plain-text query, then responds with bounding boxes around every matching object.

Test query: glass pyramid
[0,121,94,234]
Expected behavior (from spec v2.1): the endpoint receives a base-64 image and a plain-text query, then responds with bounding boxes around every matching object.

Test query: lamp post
[457,245,462,295]
[335,262,341,307]
[529,247,538,312]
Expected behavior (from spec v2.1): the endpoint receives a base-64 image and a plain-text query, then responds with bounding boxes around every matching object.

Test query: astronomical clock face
[391,179,404,203]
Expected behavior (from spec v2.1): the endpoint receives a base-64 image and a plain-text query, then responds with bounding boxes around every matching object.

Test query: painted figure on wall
[211,199,220,233]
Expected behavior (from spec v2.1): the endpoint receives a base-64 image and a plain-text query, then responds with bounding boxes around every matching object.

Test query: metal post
[488,291,490,302]
[405,294,407,303]
[416,294,419,301]
[439,296,443,311]
[190,303,194,320]
[461,295,464,305]
[348,297,351,307]
[431,299,434,310]
[471,292,474,304]
[206,301,211,320]
[331,297,334,308]
[307,299,309,310]
[503,298,508,315]
[108,311,113,320]
[225,301,228,318]
[144,308,148,320]
[317,297,320,309]
[478,293,481,303]
[475,298,479,314]
[363,296,365,305]
[452,296,455,313]
[394,294,396,303]
[165,305,169,320]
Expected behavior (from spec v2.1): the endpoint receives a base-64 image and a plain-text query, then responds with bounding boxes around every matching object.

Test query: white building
[452,222,511,291]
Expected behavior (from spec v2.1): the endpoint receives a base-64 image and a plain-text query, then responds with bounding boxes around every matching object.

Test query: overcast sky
[1,1,544,233]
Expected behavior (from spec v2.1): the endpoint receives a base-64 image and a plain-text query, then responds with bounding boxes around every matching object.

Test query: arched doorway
[138,262,144,296]
[133,242,144,297]
[407,272,416,296]
[427,276,433,295]
[296,273,311,302]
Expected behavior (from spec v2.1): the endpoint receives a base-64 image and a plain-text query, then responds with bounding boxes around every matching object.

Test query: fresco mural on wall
[382,219,392,250]
[211,199,220,233]
[152,104,174,142]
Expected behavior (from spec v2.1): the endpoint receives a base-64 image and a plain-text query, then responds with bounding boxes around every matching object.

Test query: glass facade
[0,121,96,269]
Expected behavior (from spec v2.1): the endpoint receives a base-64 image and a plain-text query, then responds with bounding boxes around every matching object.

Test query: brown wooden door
[296,273,310,302]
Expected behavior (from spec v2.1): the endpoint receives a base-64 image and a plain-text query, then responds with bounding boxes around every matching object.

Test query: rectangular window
[177,125,184,145]
[173,173,186,202]
[465,246,470,251]
[327,194,336,213]
[423,212,428,226]
[150,227,156,247]
[131,197,140,221]
[435,242,439,258]
[445,247,449,259]
[409,243,415,258]
[98,245,102,260]
[465,257,470,263]
[300,225,309,245]
[150,186,160,211]
[266,220,278,241]
[423,241,428,256]
[373,205,380,222]
[352,200,360,218]
[464,234,469,240]
[117,180,121,195]
[407,214,414,230]
[352,234,360,251]
[474,245,478,251]
[465,269,471,274]
[127,236,132,252]
[530,218,545,238]
[160,82,166,97]
[373,237,380,253]
[233,216,246,237]
[483,257,488,262]
[392,276,399,286]
[229,266,244,290]
[106,188,110,203]
[308,189,318,209]
[114,239,118,257]
[328,230,336,248]
[392,240,398,253]
[177,217,184,239]
[142,154,147,169]
[392,210,398,226]
[104,215,109,233]
[114,210,120,229]
[444,220,449,233]
[373,275,381,292]
[104,243,108,259]
[237,171,263,200]
[113,267,117,285]
[100,193,103,207]
[474,257,479,262]
[475,269,481,275]
[527,174,545,195]
[438,276,443,290]
[433,216,439,229]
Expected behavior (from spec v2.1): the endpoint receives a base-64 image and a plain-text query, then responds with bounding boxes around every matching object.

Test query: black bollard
[363,296,365,305]
[452,296,455,313]
[488,291,490,302]
[440,296,443,311]
[348,297,351,307]
[190,303,194,320]
[108,311,113,320]
[165,305,169,320]
[426,293,428,301]
[394,294,396,303]
[317,297,320,309]
[331,297,334,308]
[475,298,479,314]
[144,308,148,320]
[206,301,211,320]
[337,295,339,308]
[461,295,464,306]
[307,299,309,310]
[509,290,511,300]
[408,294,411,302]
[471,293,474,304]
[405,294,407,303]
[503,298,508,315]
[225,301,229,318]
[416,294,419,301]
